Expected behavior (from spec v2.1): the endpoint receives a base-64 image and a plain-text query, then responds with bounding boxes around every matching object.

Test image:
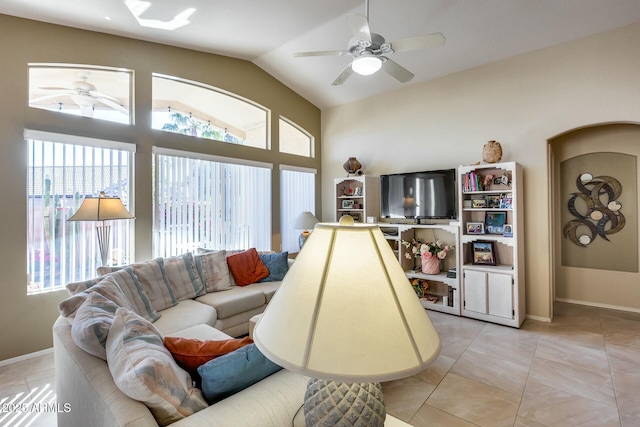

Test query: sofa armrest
[53,317,158,427]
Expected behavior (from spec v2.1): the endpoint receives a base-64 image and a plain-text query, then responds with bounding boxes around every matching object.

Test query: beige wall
[0,14,321,361]
[321,23,640,321]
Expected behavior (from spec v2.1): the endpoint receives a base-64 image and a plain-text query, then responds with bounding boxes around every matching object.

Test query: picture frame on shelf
[472,198,486,209]
[471,241,496,265]
[341,200,355,209]
[466,222,485,235]
[500,196,513,209]
[487,195,501,209]
[503,224,513,237]
[353,187,363,196]
[485,212,506,234]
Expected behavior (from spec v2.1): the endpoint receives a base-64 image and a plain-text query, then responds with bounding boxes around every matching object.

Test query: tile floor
[0,301,638,426]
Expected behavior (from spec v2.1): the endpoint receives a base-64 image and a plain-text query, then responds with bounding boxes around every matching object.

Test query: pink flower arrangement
[402,239,451,261]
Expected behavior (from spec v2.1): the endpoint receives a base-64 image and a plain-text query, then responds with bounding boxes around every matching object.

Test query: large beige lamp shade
[68,192,134,266]
[254,216,440,425]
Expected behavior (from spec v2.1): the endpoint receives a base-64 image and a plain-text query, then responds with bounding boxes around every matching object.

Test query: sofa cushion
[258,251,289,282]
[71,292,121,360]
[226,248,269,286]
[245,280,282,304]
[103,269,160,322]
[65,277,103,295]
[163,253,206,300]
[98,258,178,312]
[195,286,266,319]
[194,250,234,292]
[163,336,253,374]
[59,279,133,319]
[106,307,208,426]
[151,300,217,336]
[164,324,233,341]
[197,343,282,404]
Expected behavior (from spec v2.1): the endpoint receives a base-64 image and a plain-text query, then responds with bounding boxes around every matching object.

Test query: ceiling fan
[29,71,128,117]
[294,0,445,86]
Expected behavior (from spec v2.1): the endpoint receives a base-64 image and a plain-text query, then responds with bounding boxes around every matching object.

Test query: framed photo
[485,212,506,234]
[486,195,501,209]
[341,200,355,209]
[503,224,513,237]
[466,222,485,235]
[472,241,496,265]
[472,198,486,209]
[500,196,513,209]
[353,187,363,196]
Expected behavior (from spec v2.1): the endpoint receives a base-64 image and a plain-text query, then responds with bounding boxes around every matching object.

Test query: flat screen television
[380,169,457,219]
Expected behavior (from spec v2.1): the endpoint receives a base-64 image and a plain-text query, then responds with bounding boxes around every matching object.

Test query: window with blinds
[153,148,272,257]
[280,167,316,253]
[26,130,135,294]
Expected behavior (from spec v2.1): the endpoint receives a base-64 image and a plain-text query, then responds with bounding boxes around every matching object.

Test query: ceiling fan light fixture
[352,56,382,76]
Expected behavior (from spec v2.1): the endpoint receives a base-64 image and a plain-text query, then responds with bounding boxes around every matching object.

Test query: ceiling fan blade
[391,32,445,53]
[90,91,120,102]
[39,86,74,91]
[30,93,72,103]
[348,14,371,44]
[294,50,350,58]
[331,64,354,86]
[95,97,129,115]
[382,59,414,83]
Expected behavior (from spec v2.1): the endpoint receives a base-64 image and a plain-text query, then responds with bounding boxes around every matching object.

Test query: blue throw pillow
[258,251,289,282]
[197,344,282,403]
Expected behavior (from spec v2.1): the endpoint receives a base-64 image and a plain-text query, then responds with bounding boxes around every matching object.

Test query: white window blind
[153,149,272,257]
[280,166,316,253]
[26,130,135,293]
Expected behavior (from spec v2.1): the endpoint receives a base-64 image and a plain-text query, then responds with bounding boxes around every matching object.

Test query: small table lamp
[254,216,441,426]
[68,192,134,266]
[292,211,319,249]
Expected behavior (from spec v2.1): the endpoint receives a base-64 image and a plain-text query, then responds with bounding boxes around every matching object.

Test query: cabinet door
[488,273,513,319]
[463,270,487,314]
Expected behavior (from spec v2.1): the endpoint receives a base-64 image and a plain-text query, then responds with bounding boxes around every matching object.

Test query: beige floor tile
[535,335,609,372]
[382,376,435,423]
[409,403,477,427]
[611,369,640,418]
[450,349,530,395]
[538,325,606,352]
[426,373,520,427]
[621,411,640,427]
[529,354,616,406]
[467,323,538,366]
[518,380,620,427]
[514,416,549,427]
[412,354,455,386]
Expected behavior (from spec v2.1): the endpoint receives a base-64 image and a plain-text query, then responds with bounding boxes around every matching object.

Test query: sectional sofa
[53,249,308,426]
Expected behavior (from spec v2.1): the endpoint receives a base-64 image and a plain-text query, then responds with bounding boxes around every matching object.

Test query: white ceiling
[2,0,640,109]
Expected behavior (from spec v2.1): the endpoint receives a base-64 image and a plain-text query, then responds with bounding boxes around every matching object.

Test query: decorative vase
[482,140,503,164]
[421,256,440,275]
[343,157,362,175]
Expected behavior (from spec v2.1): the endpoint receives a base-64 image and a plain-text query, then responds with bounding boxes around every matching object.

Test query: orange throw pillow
[163,336,254,373]
[226,248,269,286]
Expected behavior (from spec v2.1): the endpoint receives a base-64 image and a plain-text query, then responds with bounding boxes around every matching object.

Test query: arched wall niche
[549,122,640,312]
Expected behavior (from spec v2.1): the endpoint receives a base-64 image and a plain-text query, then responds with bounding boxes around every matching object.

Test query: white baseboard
[0,347,53,367]
[526,314,552,322]
[555,298,640,314]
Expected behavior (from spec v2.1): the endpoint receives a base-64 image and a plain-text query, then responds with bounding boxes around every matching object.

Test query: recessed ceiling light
[124,0,196,31]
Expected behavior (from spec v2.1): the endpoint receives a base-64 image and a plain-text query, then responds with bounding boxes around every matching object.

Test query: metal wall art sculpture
[563,173,625,247]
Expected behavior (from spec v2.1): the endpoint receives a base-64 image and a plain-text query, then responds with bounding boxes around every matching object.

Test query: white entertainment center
[334,161,525,328]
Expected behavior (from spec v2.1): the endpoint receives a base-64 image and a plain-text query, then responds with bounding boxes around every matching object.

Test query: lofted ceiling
[2,0,640,109]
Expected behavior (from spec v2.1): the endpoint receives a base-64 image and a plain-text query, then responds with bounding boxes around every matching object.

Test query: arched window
[28,64,132,124]
[152,74,269,148]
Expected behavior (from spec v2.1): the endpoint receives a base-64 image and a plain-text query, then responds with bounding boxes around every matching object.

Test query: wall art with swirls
[560,153,637,272]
